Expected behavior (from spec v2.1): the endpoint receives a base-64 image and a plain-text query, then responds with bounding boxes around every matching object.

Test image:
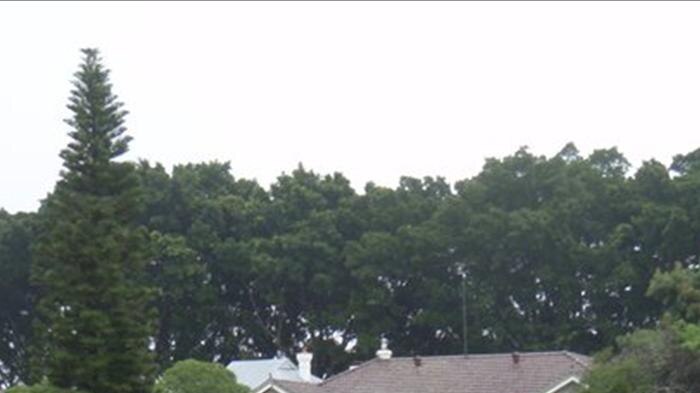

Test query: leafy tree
[585,323,700,393]
[136,161,271,367]
[240,166,357,374]
[6,380,88,393]
[670,148,700,175]
[343,177,455,360]
[30,49,155,393]
[583,331,662,393]
[647,264,700,323]
[585,266,700,393]
[440,147,633,353]
[0,211,36,387]
[148,231,211,369]
[154,359,249,393]
[12,132,700,384]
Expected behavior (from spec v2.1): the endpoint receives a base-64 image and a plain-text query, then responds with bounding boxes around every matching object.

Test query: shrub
[6,382,88,393]
[154,359,249,393]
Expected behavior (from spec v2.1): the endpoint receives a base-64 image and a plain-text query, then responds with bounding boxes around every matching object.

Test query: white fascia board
[544,376,582,393]
[252,382,291,393]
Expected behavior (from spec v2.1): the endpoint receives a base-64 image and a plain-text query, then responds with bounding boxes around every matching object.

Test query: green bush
[6,382,88,393]
[154,359,249,393]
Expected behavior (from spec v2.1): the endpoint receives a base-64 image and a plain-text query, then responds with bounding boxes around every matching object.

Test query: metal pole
[462,268,468,356]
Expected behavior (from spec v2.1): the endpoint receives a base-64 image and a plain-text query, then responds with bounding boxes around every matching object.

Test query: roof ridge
[387,350,586,360]
[228,356,291,363]
[561,351,592,369]
[318,357,381,386]
[314,350,591,388]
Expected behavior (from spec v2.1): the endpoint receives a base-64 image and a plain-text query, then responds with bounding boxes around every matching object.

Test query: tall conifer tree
[31,49,155,393]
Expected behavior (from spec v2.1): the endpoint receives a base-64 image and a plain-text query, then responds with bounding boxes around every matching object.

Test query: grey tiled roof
[268,351,590,393]
[272,379,326,393]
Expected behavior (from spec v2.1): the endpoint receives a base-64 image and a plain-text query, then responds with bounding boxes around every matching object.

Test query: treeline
[4,141,700,386]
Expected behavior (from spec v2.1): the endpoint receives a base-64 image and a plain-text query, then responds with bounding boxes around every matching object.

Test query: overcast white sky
[2,1,700,213]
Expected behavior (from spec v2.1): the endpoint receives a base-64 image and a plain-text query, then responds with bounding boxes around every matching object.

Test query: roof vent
[413,355,422,367]
[512,352,520,364]
[376,337,393,360]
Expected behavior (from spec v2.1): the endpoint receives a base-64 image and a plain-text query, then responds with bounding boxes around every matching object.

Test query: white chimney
[296,350,313,382]
[376,337,392,360]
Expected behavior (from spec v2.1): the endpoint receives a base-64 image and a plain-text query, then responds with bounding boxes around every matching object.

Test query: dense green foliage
[153,359,248,393]
[5,143,700,386]
[584,265,700,393]
[5,142,700,386]
[0,210,35,385]
[6,380,88,393]
[4,50,700,389]
[28,49,155,393]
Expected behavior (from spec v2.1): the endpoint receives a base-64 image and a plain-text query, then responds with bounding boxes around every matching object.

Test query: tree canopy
[6,141,700,386]
[4,49,700,390]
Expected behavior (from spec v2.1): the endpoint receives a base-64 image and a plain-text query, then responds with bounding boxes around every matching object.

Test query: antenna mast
[460,264,468,356]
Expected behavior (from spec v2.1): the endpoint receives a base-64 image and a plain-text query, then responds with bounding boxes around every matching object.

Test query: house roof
[262,351,590,393]
[264,379,325,393]
[227,356,322,389]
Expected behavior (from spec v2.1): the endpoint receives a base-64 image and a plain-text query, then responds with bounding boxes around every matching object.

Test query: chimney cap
[376,337,393,360]
[296,350,314,382]
[297,351,313,359]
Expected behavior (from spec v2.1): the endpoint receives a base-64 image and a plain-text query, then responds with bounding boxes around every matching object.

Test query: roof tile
[271,351,590,393]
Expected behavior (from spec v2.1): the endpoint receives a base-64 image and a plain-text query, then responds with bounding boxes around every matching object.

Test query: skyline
[3,2,700,212]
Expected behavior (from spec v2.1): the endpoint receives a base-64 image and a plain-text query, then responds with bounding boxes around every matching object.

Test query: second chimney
[297,350,313,382]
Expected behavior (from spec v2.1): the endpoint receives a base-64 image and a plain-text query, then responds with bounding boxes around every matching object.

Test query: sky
[2,1,700,213]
